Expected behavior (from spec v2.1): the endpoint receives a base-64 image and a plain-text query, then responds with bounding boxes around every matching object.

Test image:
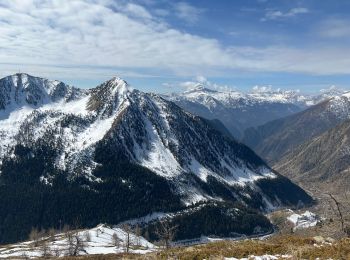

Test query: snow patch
[287,211,319,230]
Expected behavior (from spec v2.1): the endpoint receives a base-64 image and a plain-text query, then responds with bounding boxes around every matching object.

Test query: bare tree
[155,221,177,250]
[326,193,345,232]
[41,240,51,258]
[65,231,86,256]
[121,224,133,253]
[52,246,61,257]
[83,231,91,242]
[112,232,121,248]
[134,225,142,247]
[95,228,100,237]
[29,227,42,247]
[62,224,71,234]
[48,228,57,242]
[21,252,30,260]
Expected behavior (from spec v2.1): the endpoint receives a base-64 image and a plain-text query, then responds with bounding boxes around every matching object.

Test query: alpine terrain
[0,73,312,244]
[242,92,350,163]
[165,84,311,139]
[275,119,350,193]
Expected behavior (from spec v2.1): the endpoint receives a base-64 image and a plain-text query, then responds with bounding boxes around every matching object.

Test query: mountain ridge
[242,93,350,163]
[274,119,350,190]
[0,73,312,243]
[165,86,307,138]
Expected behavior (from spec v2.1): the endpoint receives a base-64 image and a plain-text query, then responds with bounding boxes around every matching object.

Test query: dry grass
[4,233,350,259]
[39,235,350,260]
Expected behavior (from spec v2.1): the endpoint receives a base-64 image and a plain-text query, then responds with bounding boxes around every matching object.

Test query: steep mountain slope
[0,74,312,244]
[274,119,350,191]
[242,93,350,163]
[165,85,305,138]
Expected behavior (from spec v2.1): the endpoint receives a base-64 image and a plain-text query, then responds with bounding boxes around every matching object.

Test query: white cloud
[261,7,309,21]
[173,2,203,23]
[123,3,152,20]
[195,75,209,84]
[318,18,350,38]
[226,45,350,75]
[0,0,232,75]
[0,0,350,82]
[252,85,274,93]
[166,76,233,92]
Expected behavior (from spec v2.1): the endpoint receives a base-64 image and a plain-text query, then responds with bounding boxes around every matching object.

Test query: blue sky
[0,0,350,93]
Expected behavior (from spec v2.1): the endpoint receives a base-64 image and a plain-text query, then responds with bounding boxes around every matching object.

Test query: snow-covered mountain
[165,85,306,138]
[0,73,84,110]
[311,86,349,105]
[0,73,312,244]
[169,84,310,106]
[165,84,350,139]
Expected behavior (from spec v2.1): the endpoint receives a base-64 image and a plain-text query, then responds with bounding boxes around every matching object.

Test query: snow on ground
[137,115,182,178]
[287,210,319,230]
[0,106,34,159]
[0,224,155,259]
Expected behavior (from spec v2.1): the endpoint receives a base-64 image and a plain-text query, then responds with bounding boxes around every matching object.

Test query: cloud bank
[0,0,350,82]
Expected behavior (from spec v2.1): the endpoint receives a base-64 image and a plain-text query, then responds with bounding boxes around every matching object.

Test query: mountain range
[165,84,343,139]
[243,92,350,163]
[0,73,312,244]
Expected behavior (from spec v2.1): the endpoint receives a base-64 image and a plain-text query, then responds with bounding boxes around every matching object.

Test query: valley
[0,73,348,259]
[2,1,350,258]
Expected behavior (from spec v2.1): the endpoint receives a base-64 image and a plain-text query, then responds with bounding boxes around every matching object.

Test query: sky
[0,0,350,93]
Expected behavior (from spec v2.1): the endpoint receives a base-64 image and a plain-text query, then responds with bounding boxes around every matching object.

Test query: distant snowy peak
[321,86,347,97]
[249,89,308,106]
[0,73,84,110]
[325,91,350,119]
[342,91,350,98]
[169,85,311,109]
[307,87,348,106]
[170,84,350,109]
[183,84,223,94]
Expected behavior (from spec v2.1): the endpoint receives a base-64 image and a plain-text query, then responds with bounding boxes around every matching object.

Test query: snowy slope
[0,224,155,258]
[287,211,319,231]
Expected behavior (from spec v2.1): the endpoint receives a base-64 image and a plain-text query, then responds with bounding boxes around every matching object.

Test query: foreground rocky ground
[2,229,350,259]
[46,235,350,259]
